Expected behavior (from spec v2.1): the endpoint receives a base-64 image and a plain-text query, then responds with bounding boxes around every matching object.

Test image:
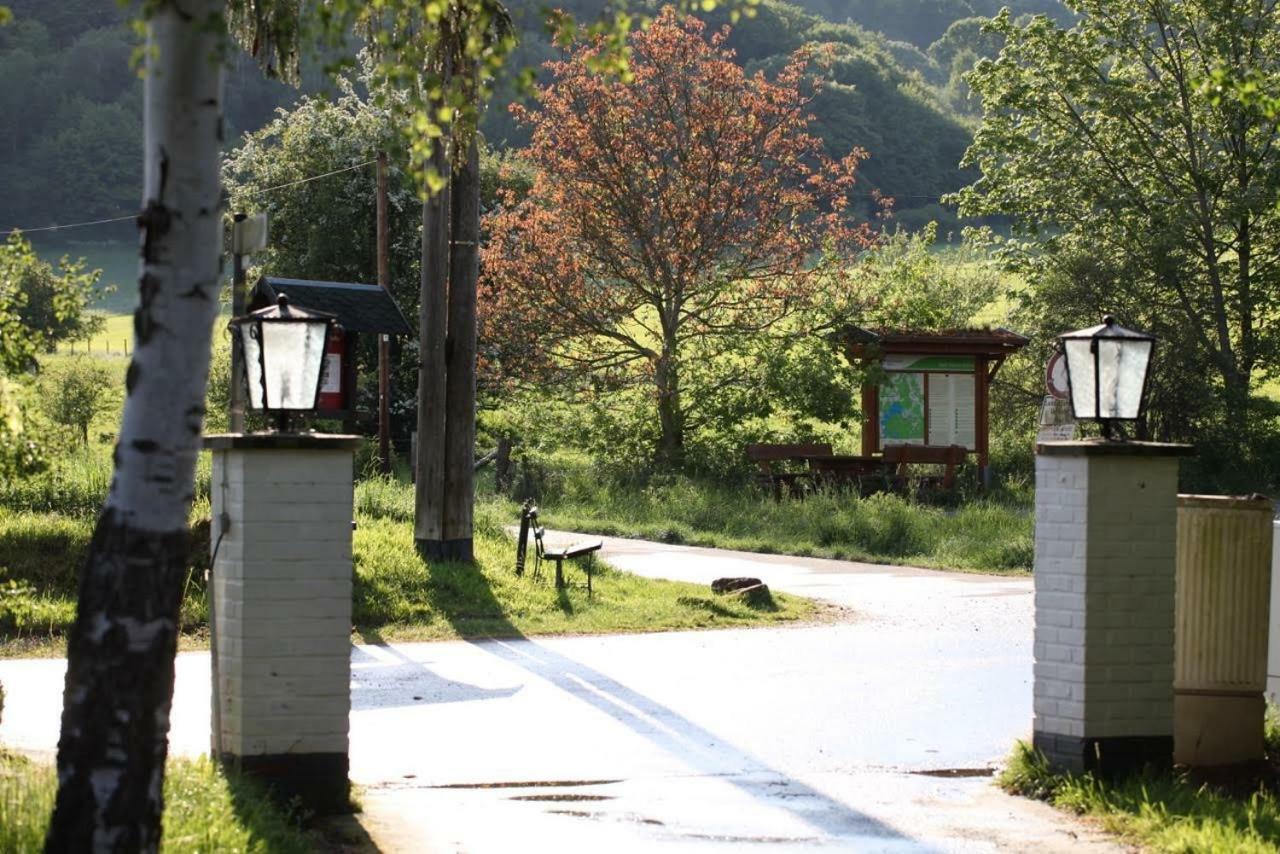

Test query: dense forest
[1,0,1066,234]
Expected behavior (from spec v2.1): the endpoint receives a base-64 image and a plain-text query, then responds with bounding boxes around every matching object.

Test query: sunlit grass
[516,453,1033,574]
[1000,741,1280,853]
[0,472,821,656]
[0,751,315,852]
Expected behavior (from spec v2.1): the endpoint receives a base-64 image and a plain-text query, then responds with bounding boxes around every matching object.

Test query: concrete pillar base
[1174,692,1265,767]
[222,752,352,815]
[1033,731,1172,778]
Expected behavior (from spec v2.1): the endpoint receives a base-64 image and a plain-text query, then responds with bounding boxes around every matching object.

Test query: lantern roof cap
[1058,315,1154,341]
[236,291,339,324]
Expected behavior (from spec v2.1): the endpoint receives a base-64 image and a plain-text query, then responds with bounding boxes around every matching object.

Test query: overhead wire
[5,157,961,234]
[2,158,379,235]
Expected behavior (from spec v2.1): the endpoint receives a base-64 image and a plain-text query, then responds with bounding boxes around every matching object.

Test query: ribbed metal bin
[1269,520,1280,700]
[1174,494,1274,766]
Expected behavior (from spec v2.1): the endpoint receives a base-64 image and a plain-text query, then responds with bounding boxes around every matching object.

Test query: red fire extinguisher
[316,326,346,411]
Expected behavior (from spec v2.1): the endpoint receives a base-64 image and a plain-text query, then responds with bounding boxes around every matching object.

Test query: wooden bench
[515,501,603,595]
[882,444,968,491]
[745,443,834,499]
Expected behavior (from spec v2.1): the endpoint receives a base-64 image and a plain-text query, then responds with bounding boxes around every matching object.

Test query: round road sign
[1046,351,1069,400]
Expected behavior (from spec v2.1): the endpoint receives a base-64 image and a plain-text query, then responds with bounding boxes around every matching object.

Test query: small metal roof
[252,277,413,336]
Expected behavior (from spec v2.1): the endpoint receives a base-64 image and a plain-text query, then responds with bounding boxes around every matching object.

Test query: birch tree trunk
[441,136,480,561]
[46,2,224,850]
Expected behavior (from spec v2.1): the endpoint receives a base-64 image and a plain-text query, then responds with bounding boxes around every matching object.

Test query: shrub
[36,357,117,446]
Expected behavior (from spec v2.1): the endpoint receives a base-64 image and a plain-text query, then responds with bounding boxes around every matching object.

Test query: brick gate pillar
[1033,440,1193,776]
[204,433,361,813]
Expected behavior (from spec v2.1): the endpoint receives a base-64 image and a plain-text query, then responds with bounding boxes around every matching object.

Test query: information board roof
[842,326,1029,358]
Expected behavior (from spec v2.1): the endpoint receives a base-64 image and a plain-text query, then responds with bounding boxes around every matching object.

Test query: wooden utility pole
[414,42,453,562]
[376,151,392,473]
[442,137,480,562]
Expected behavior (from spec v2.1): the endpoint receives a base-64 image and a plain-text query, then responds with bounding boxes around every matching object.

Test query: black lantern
[1058,315,1155,440]
[228,294,337,432]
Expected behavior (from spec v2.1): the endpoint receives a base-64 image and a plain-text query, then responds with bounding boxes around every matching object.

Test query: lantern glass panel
[1064,338,1096,419]
[260,319,328,409]
[1097,338,1151,419]
[239,322,265,409]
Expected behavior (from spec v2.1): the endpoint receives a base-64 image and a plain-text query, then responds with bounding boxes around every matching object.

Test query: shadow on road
[472,637,927,848]
[351,641,522,710]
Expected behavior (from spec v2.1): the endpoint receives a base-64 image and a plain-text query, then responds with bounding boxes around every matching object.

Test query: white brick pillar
[1033,440,1192,776]
[204,434,359,813]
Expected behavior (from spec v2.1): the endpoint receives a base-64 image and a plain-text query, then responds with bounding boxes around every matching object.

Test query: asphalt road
[0,535,1120,852]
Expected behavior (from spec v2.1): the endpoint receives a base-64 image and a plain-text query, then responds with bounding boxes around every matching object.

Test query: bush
[36,356,117,447]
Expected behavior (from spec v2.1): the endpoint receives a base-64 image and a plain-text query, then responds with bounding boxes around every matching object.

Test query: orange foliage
[480,6,880,461]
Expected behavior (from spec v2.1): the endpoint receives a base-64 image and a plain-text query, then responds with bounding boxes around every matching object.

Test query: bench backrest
[745,443,833,473]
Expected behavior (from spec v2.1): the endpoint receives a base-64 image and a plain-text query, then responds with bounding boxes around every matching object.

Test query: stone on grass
[711,577,763,594]
[711,577,774,609]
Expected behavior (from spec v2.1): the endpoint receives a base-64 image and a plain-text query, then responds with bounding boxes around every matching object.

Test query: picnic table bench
[745,442,833,499]
[746,442,969,497]
[514,501,603,595]
[882,444,967,491]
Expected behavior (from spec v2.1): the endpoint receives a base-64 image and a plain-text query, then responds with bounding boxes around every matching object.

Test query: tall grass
[0,752,313,852]
[0,444,211,518]
[2,472,817,654]
[515,453,1034,573]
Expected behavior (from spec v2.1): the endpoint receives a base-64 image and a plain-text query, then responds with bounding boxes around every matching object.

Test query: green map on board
[880,373,925,443]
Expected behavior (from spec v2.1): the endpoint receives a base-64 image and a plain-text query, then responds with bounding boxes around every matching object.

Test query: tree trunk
[495,434,513,495]
[654,342,683,470]
[46,2,224,850]
[414,94,451,562]
[441,137,480,562]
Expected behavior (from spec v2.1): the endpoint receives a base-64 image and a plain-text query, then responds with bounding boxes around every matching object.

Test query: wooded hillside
[0,0,1066,231]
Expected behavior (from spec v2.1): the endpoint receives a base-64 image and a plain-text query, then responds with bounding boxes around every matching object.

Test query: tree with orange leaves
[482,7,879,468]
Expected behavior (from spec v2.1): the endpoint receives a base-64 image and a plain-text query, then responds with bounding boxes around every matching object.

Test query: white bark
[47,1,225,850]
[113,0,225,530]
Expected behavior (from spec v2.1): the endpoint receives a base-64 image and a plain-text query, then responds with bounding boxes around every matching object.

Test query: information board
[879,372,925,445]
[927,373,976,448]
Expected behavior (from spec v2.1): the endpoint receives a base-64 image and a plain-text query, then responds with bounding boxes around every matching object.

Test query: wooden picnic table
[798,454,896,493]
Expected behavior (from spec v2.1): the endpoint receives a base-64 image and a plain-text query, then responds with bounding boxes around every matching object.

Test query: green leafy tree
[860,223,999,329]
[38,357,117,446]
[954,1,1280,447]
[0,230,102,476]
[1,232,104,352]
[0,232,42,477]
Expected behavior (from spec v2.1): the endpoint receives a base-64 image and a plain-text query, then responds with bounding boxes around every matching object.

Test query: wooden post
[229,213,247,433]
[861,383,879,456]
[413,47,452,562]
[442,136,480,562]
[976,356,990,486]
[376,152,392,474]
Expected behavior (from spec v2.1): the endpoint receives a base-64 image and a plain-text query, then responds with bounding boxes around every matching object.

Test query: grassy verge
[528,471,1033,573]
[0,476,821,657]
[1,751,319,852]
[999,741,1280,852]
